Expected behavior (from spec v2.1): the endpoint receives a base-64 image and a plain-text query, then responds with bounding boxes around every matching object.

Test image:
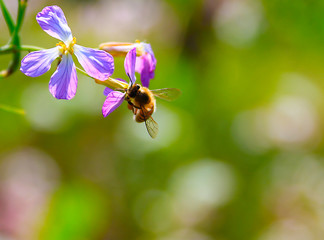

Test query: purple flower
[99,41,156,88]
[20,6,114,100]
[135,43,156,88]
[102,48,137,117]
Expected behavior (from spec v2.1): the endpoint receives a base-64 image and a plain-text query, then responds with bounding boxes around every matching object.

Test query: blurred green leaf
[0,104,25,115]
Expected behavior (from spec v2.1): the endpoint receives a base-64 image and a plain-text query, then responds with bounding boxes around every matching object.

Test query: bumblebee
[125,84,181,138]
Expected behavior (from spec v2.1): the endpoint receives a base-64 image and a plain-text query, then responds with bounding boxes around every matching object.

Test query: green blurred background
[2,0,324,239]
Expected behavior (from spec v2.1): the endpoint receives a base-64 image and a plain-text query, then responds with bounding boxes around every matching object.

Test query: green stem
[94,78,129,90]
[0,0,27,78]
[75,67,128,90]
[0,45,44,55]
[76,66,88,77]
[19,45,44,51]
[0,45,12,54]
[0,0,15,34]
[15,0,28,33]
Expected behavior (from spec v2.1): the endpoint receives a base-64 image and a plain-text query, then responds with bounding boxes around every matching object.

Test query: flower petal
[36,6,72,42]
[74,44,114,81]
[102,91,125,117]
[103,87,113,96]
[20,47,59,77]
[49,54,77,100]
[135,44,156,88]
[124,48,137,85]
[135,55,155,88]
[143,43,156,63]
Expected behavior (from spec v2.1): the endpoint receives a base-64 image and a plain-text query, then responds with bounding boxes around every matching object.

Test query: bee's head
[127,84,140,98]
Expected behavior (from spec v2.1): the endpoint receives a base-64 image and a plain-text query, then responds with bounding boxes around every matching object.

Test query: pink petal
[124,48,137,85]
[49,54,77,100]
[135,43,156,87]
[103,87,113,96]
[20,47,59,77]
[74,44,114,81]
[36,5,72,42]
[135,55,154,88]
[102,91,125,117]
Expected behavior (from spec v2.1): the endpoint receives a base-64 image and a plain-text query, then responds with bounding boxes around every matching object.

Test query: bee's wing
[145,116,159,139]
[150,88,181,101]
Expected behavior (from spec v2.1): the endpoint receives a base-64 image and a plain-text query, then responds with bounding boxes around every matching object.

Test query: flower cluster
[21,6,115,100]
[20,5,178,138]
[21,6,156,101]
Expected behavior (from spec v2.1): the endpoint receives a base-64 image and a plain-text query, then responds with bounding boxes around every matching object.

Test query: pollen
[136,43,145,56]
[56,37,77,55]
[68,37,77,54]
[56,41,67,54]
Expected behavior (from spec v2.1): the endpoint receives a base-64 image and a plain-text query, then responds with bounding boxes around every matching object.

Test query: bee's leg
[126,101,138,115]
[127,103,135,114]
[127,101,141,109]
[127,103,133,110]
[127,101,134,107]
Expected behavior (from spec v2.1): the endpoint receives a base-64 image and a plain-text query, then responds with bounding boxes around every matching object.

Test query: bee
[124,84,181,138]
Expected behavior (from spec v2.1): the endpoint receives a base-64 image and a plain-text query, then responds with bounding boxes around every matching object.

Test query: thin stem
[76,66,88,77]
[0,0,27,78]
[0,45,12,55]
[19,45,44,51]
[75,67,128,90]
[0,45,44,55]
[0,0,15,34]
[15,0,27,33]
[94,78,129,90]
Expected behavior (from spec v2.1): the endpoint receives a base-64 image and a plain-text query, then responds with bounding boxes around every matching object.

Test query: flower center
[133,40,145,56]
[57,37,77,55]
